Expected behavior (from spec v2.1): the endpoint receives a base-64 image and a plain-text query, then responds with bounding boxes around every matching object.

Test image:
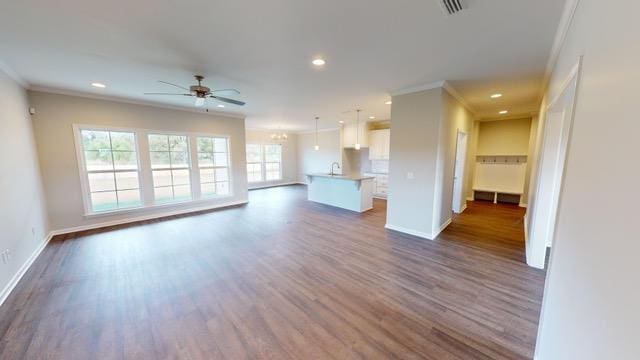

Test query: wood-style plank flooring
[0,185,546,359]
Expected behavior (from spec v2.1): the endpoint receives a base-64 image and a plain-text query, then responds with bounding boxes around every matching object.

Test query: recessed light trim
[339,120,345,124]
[385,100,392,105]
[499,110,508,114]
[491,93,503,99]
[217,104,225,108]
[312,58,326,66]
[91,82,106,88]
[369,116,376,119]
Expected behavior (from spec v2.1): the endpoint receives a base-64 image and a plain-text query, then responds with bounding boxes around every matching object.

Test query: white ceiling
[0,0,565,131]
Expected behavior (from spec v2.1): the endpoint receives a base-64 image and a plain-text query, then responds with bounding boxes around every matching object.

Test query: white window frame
[148,132,193,204]
[73,125,144,215]
[246,143,282,183]
[246,144,264,183]
[195,135,233,198]
[73,124,234,217]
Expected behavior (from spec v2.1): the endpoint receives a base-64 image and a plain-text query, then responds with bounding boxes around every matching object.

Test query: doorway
[526,59,582,269]
[452,130,468,213]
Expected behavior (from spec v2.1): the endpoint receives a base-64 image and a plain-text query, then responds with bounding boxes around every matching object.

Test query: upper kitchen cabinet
[369,129,390,160]
[342,121,369,149]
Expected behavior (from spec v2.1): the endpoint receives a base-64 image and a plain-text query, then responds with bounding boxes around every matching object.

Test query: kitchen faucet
[330,162,340,176]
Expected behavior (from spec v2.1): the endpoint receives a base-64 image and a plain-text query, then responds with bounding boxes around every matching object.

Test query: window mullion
[107,132,120,207]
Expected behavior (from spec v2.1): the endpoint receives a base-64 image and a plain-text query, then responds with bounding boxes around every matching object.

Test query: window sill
[83,194,235,218]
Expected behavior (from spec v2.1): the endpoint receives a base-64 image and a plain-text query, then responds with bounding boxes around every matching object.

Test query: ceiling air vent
[439,0,467,16]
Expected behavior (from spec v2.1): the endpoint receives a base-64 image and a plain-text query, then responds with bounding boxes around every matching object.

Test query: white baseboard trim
[460,203,467,213]
[51,199,248,236]
[432,218,452,239]
[248,182,300,190]
[385,223,434,240]
[454,203,467,214]
[0,232,54,307]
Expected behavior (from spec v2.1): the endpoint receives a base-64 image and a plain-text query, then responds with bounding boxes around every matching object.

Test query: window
[148,134,192,203]
[246,144,263,182]
[246,144,282,183]
[75,126,234,215]
[264,144,282,180]
[79,129,141,212]
[196,136,231,196]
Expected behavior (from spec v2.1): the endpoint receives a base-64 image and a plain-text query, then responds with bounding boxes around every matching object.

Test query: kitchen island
[306,173,375,212]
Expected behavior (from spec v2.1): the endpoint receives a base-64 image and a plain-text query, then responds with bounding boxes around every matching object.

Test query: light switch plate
[407,172,415,180]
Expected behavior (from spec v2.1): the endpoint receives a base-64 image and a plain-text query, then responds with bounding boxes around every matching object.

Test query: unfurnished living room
[0,0,638,359]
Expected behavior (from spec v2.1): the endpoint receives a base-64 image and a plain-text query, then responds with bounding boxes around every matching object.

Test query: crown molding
[442,81,476,115]
[28,86,246,120]
[0,61,28,88]
[540,0,581,98]
[295,127,341,135]
[477,111,539,122]
[390,80,445,97]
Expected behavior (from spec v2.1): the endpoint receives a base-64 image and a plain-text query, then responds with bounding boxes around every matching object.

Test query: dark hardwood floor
[0,185,546,359]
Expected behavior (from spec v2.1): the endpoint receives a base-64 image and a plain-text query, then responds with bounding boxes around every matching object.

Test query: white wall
[533,0,640,358]
[0,69,49,305]
[29,91,249,232]
[296,129,341,183]
[434,89,474,231]
[386,88,442,238]
[245,129,298,188]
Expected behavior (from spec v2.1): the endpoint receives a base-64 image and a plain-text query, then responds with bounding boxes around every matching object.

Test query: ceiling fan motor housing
[190,85,210,97]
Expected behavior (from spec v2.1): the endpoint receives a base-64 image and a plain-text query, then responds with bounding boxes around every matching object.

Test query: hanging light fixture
[314,116,320,151]
[270,126,288,142]
[355,109,362,150]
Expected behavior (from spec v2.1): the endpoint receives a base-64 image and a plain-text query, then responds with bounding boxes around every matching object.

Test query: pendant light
[314,116,320,151]
[355,109,362,150]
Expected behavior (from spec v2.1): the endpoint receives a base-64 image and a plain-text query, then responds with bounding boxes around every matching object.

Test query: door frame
[526,57,583,269]
[452,129,469,214]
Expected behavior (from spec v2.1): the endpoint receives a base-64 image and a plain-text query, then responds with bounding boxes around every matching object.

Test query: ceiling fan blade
[144,92,192,96]
[209,95,246,106]
[211,88,240,95]
[158,80,190,91]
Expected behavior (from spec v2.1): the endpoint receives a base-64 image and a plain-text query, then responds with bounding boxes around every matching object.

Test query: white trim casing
[30,86,245,119]
[433,218,453,238]
[385,223,435,240]
[390,80,446,97]
[0,232,54,307]
[73,124,234,217]
[50,199,248,236]
[540,0,581,97]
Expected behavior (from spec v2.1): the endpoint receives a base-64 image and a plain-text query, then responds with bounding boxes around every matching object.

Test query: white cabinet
[369,129,390,160]
[364,173,389,199]
[342,122,369,148]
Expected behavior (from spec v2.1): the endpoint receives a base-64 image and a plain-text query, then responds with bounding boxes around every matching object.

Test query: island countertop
[306,173,375,181]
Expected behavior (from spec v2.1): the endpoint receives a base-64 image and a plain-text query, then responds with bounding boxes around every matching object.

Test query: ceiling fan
[144,75,246,107]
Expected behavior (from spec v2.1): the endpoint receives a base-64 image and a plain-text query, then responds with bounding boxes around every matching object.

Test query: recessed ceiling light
[499,110,508,114]
[91,82,106,88]
[369,116,376,119]
[217,104,225,108]
[491,93,503,99]
[339,120,344,124]
[312,58,326,66]
[385,100,392,105]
